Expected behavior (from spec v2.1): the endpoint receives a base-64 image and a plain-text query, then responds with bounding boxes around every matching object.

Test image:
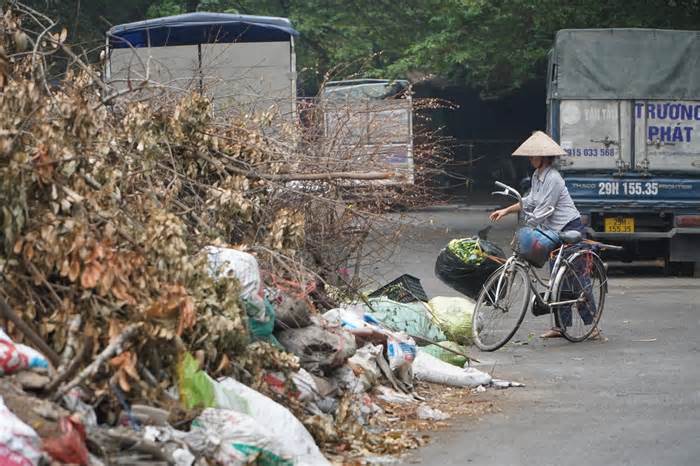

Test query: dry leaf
[68,259,80,282]
[176,296,196,336]
[80,262,103,288]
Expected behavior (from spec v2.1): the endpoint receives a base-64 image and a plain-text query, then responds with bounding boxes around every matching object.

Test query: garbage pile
[0,7,521,465]
[0,249,519,465]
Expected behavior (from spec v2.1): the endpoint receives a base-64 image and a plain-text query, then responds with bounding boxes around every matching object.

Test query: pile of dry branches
[0,4,453,457]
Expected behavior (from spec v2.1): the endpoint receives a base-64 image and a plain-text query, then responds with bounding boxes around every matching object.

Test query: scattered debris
[413,351,492,388]
[490,379,525,389]
[375,386,416,404]
[416,404,450,421]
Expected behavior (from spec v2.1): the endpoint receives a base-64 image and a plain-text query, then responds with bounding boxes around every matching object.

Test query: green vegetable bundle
[447,238,485,265]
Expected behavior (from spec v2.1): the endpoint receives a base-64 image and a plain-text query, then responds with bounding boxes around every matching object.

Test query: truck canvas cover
[549,29,700,174]
[106,12,298,123]
[549,28,700,100]
[107,12,298,48]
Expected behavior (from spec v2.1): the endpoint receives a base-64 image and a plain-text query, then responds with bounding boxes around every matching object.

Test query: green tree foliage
[390,0,700,95]
[20,0,155,51]
[17,0,700,94]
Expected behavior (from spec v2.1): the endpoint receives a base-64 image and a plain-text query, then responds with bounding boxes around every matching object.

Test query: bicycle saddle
[559,230,582,244]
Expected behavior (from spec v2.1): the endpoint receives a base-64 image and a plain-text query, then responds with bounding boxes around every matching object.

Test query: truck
[319,79,415,186]
[106,12,299,128]
[546,29,700,274]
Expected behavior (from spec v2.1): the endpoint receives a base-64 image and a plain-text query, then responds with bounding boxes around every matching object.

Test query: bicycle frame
[495,245,583,319]
[490,180,620,316]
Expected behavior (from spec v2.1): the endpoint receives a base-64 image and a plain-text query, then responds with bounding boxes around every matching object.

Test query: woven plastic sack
[427,296,475,345]
[191,409,294,466]
[217,378,331,465]
[203,247,262,301]
[364,297,446,343]
[421,342,469,367]
[0,396,42,466]
[413,350,491,387]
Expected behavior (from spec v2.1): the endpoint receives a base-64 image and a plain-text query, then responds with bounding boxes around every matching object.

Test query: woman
[489,131,599,339]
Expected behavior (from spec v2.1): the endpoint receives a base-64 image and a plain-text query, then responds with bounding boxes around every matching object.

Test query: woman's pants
[550,218,596,328]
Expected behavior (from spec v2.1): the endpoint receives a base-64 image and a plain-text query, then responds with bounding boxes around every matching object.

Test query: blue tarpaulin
[108,12,298,48]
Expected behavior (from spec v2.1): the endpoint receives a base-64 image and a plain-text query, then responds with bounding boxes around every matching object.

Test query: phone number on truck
[598,181,659,196]
[565,148,616,157]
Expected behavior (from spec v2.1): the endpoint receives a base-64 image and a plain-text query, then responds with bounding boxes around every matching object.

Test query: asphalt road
[365,204,700,466]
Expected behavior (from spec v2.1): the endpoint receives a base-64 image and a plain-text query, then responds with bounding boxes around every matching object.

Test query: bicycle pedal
[531,298,550,316]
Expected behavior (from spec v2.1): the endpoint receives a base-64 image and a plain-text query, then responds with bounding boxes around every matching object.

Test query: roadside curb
[408,204,501,213]
[458,205,500,212]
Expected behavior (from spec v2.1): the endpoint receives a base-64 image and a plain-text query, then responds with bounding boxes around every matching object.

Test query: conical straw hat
[512,131,567,157]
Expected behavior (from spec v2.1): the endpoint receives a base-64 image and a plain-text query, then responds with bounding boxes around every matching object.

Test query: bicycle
[472,181,623,352]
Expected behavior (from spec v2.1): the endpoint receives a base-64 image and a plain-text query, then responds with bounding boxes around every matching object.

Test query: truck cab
[547,29,700,274]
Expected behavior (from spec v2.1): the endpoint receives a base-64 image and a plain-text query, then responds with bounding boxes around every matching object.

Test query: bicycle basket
[513,226,561,268]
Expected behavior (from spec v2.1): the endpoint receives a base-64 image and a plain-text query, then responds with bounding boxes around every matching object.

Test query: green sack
[244,298,282,348]
[178,352,248,411]
[421,342,469,367]
[428,296,474,345]
[178,352,216,409]
[365,297,446,343]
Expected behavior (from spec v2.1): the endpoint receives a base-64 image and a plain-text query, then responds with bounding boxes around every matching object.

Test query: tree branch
[0,294,61,367]
[54,323,142,400]
[197,151,391,181]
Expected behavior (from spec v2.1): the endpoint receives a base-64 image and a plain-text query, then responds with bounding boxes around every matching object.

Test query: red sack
[43,416,89,466]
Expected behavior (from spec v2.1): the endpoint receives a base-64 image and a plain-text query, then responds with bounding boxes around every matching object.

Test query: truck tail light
[675,215,700,227]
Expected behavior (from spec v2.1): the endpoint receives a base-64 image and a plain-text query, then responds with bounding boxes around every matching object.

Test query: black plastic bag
[434,238,506,299]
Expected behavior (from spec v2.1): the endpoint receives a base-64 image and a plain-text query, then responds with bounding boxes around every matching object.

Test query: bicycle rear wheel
[473,263,531,351]
[553,250,606,342]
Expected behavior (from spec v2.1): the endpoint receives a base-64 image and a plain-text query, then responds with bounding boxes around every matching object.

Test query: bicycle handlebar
[491,181,522,203]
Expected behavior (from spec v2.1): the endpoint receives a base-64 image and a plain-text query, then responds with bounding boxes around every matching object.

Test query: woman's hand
[490,208,507,222]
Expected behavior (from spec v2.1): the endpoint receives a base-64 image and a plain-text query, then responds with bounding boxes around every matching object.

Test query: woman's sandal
[540,328,564,339]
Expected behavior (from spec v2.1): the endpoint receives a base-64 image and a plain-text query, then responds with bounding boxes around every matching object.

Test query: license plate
[604,217,635,233]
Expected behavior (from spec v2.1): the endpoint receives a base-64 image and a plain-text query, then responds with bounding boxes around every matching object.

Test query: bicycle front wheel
[553,250,606,342]
[473,263,531,351]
